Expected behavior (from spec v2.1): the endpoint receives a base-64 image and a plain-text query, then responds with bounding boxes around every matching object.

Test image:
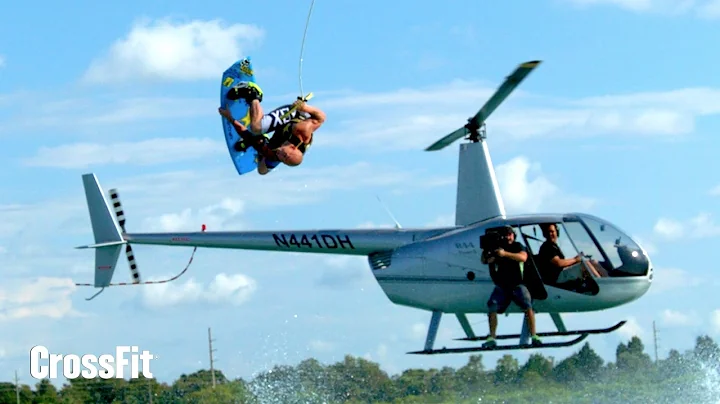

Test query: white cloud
[0,55,5,68]
[308,339,335,353]
[314,81,716,153]
[653,218,685,239]
[563,0,698,14]
[109,161,445,222]
[661,309,702,327]
[83,18,264,83]
[652,212,720,240]
[142,197,245,232]
[496,156,596,214]
[0,277,79,321]
[617,316,645,340]
[712,309,720,335]
[22,137,223,169]
[698,0,720,18]
[141,272,257,308]
[563,0,653,11]
[649,267,703,294]
[1,95,216,136]
[632,235,658,255]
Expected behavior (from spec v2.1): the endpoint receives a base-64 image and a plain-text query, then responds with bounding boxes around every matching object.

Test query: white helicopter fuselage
[371,215,653,315]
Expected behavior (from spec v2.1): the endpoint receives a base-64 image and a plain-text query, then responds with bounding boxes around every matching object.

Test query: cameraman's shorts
[487,284,532,313]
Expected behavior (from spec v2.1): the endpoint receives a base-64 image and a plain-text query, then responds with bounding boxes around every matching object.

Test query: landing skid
[456,320,626,342]
[408,334,587,355]
[408,311,626,355]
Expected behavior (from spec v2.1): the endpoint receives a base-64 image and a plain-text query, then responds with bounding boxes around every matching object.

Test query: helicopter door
[520,222,600,296]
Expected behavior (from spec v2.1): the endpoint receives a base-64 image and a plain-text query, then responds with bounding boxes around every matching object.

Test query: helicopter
[74,60,652,354]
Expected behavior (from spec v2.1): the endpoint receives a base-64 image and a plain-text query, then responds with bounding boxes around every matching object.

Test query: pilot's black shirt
[538,241,564,283]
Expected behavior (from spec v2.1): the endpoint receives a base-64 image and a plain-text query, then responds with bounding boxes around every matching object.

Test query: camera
[479,231,504,252]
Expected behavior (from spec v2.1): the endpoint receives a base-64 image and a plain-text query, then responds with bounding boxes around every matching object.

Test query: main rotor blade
[425,60,541,152]
[425,127,467,151]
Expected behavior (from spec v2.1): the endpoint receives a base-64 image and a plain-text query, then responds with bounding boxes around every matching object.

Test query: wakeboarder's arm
[219,107,276,160]
[257,159,269,175]
[297,102,326,131]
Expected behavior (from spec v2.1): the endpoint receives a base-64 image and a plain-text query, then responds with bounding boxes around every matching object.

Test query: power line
[208,327,217,388]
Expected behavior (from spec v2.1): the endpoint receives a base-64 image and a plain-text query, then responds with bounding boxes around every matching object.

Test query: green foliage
[6,334,720,403]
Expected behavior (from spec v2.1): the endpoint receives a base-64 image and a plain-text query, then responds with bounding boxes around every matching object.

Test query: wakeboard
[220,57,309,176]
[220,57,261,176]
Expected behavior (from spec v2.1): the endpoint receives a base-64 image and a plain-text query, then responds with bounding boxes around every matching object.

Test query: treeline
[1,334,718,403]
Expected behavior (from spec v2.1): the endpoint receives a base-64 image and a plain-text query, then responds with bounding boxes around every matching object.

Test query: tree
[616,336,652,375]
[493,354,519,384]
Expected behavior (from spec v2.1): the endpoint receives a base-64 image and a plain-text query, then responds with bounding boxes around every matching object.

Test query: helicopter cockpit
[506,213,650,295]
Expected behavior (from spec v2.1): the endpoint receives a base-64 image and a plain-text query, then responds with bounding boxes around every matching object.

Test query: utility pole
[148,378,153,404]
[15,370,19,404]
[653,321,659,362]
[208,327,217,388]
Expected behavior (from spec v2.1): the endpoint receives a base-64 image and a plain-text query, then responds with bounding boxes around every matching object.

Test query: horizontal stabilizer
[76,241,126,249]
[94,245,123,287]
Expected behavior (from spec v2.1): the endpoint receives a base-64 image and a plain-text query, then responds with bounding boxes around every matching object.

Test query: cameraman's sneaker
[482,337,497,348]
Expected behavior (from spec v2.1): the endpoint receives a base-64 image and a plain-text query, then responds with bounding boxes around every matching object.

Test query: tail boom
[124,228,452,255]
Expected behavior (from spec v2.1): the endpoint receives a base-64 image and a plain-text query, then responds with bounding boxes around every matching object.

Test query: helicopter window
[561,221,605,263]
[520,224,543,254]
[520,223,576,257]
[578,216,649,276]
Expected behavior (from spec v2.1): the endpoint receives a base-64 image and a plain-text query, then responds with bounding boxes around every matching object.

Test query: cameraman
[480,225,542,348]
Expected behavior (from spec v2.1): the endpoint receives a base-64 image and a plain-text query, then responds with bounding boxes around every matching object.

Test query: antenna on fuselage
[376,195,402,229]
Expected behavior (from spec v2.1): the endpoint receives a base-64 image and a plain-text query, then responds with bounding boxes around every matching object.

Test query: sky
[2,0,720,387]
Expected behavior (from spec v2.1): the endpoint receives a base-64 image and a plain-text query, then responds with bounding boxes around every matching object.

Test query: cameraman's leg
[512,285,542,345]
[484,287,511,347]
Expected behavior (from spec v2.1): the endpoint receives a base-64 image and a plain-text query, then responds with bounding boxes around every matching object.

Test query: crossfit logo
[29,345,155,379]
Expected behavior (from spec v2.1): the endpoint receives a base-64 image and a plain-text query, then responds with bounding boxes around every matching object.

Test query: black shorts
[487,284,532,313]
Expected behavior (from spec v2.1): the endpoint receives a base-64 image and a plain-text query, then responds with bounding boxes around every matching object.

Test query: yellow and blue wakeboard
[220,57,259,176]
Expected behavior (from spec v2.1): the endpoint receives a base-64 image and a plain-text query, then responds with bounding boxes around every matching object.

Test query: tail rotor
[75,174,204,301]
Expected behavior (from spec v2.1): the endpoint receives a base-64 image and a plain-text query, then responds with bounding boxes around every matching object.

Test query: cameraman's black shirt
[489,241,527,290]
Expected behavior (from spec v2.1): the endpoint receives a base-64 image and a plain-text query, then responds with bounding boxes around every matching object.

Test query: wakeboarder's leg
[249,99,264,135]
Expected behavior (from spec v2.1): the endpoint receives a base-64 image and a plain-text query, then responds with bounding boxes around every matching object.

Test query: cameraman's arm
[503,250,528,262]
[481,251,495,264]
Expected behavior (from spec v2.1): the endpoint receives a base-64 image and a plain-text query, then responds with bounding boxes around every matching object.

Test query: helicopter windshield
[565,215,650,277]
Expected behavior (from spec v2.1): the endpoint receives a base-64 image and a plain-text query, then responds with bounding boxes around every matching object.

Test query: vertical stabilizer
[80,173,125,288]
[455,141,506,226]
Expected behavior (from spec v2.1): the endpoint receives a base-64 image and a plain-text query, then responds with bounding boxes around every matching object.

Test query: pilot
[537,223,606,286]
[481,225,542,348]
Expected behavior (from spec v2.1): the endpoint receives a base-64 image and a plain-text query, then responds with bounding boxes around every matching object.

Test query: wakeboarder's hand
[218,106,233,120]
[292,99,306,111]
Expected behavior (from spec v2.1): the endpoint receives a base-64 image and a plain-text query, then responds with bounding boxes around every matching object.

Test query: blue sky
[2,0,720,388]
